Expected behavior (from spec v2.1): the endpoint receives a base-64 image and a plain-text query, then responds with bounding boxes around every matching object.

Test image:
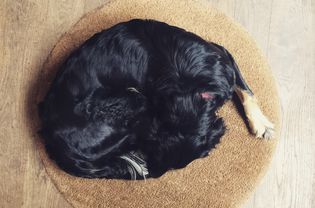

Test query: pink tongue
[201,92,214,100]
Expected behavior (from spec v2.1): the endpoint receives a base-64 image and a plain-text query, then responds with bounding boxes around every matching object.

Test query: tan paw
[235,87,275,139]
[247,107,274,139]
[244,99,275,139]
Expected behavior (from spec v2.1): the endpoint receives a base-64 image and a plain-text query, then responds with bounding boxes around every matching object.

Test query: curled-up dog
[39,19,274,180]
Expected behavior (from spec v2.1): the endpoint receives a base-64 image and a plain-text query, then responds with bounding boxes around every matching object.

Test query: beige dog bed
[36,0,280,207]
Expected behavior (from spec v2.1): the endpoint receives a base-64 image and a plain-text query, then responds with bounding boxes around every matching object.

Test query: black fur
[39,19,252,180]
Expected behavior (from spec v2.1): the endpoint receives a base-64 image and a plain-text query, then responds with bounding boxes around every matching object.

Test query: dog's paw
[247,110,274,139]
[245,100,275,139]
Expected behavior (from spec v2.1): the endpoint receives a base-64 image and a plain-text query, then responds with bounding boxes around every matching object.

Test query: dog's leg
[230,59,274,139]
[234,87,274,139]
[213,43,275,139]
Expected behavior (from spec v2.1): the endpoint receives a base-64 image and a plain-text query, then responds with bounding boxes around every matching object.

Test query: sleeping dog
[39,19,274,180]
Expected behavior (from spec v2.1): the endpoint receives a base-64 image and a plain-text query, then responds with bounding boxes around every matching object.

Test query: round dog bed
[36,0,280,207]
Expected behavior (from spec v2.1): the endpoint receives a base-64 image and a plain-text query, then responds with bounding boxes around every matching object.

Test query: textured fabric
[36,0,280,207]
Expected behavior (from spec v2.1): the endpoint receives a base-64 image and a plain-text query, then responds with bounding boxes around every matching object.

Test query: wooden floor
[0,0,314,207]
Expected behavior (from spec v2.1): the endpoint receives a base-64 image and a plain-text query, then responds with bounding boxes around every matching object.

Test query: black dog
[39,19,274,180]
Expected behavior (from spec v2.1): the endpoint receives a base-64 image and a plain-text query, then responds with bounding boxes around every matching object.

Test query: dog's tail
[81,155,148,180]
[78,151,148,180]
[48,150,148,180]
[40,129,148,180]
[119,151,149,180]
[214,43,274,139]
